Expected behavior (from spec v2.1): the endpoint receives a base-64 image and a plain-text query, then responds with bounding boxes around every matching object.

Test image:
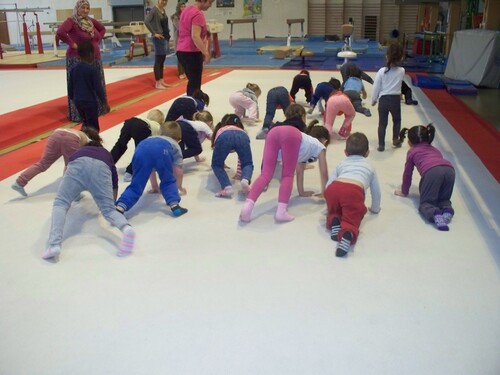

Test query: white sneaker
[124,172,132,182]
[42,246,61,260]
[11,182,27,197]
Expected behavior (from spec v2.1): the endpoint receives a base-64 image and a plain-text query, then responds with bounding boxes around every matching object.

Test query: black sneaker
[392,139,403,148]
[377,145,385,152]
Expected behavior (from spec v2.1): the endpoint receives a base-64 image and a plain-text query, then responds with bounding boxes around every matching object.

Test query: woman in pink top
[176,0,214,96]
[57,0,107,122]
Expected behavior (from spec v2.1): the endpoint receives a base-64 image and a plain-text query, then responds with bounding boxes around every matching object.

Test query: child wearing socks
[371,43,405,152]
[290,70,313,104]
[110,109,164,182]
[12,127,96,197]
[308,77,339,115]
[229,83,261,123]
[43,129,135,261]
[240,105,330,223]
[256,86,293,140]
[394,124,455,231]
[210,114,254,198]
[324,132,381,257]
[342,64,371,117]
[115,121,188,217]
[323,83,356,139]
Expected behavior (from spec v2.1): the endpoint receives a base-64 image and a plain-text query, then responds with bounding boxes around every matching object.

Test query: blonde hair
[160,121,182,141]
[193,110,214,129]
[147,109,164,124]
[246,83,261,97]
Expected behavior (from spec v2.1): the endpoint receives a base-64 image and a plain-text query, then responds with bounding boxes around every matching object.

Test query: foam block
[412,74,445,89]
[445,83,478,96]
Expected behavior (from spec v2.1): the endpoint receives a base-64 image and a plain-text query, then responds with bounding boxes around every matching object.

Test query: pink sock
[118,225,135,256]
[275,202,294,222]
[239,199,255,222]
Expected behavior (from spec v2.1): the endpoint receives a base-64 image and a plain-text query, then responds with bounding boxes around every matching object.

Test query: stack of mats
[411,74,445,89]
[443,78,478,96]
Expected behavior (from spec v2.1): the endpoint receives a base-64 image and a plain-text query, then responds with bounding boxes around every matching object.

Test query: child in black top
[68,40,110,132]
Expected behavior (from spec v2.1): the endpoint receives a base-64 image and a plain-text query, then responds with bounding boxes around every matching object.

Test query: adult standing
[176,0,214,96]
[57,0,107,122]
[171,1,187,79]
[145,0,171,89]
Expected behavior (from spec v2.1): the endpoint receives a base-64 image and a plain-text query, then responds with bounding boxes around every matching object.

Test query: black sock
[336,231,352,257]
[330,217,340,241]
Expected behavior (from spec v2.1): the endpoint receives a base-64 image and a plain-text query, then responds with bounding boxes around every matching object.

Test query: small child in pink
[323,90,356,139]
[229,83,261,123]
[11,127,95,197]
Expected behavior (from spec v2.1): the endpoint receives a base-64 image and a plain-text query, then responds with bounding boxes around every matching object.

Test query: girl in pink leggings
[324,90,356,138]
[240,105,329,223]
[11,127,95,197]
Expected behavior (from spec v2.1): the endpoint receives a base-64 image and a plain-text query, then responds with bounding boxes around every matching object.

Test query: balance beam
[226,18,257,47]
[286,18,304,46]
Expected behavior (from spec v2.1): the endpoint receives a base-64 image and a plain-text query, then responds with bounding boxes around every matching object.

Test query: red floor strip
[0,67,232,181]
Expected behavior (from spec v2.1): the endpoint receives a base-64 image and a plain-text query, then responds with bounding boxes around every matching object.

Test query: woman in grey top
[145,0,171,89]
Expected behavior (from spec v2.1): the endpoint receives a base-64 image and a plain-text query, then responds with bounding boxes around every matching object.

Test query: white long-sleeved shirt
[371,66,405,104]
[326,155,381,212]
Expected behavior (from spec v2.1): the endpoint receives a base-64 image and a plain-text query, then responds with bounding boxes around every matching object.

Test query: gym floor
[0,66,499,375]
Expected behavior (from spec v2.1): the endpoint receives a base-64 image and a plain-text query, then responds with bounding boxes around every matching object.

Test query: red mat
[0,67,232,181]
[420,87,500,183]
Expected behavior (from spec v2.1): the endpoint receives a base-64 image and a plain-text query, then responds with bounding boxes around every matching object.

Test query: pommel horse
[286,18,304,47]
[226,18,257,47]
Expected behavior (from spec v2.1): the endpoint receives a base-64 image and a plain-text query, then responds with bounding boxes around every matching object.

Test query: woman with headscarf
[57,0,107,122]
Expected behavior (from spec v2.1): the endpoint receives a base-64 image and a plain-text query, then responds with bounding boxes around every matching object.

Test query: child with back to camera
[371,43,405,152]
[110,109,164,182]
[308,77,338,115]
[342,64,371,117]
[182,110,214,162]
[43,128,135,261]
[255,86,294,140]
[210,114,254,198]
[290,70,313,104]
[11,127,96,197]
[229,83,261,123]
[324,132,381,257]
[115,121,188,217]
[394,124,455,231]
[240,104,330,223]
[323,79,356,139]
[68,40,110,132]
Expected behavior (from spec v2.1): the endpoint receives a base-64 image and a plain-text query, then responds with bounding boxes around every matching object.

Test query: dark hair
[384,42,404,73]
[284,103,306,120]
[398,123,435,145]
[328,78,341,90]
[210,114,244,148]
[306,120,330,147]
[192,89,210,106]
[77,40,94,60]
[81,127,103,147]
[346,132,369,156]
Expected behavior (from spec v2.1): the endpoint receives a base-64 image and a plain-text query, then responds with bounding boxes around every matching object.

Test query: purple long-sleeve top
[56,17,106,59]
[401,143,453,195]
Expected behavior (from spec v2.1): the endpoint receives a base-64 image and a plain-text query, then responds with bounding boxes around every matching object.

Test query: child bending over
[324,132,381,257]
[240,104,329,223]
[115,121,188,217]
[43,129,135,261]
[290,70,313,104]
[256,86,294,140]
[210,114,254,198]
[229,83,261,123]
[394,124,455,231]
[308,77,339,115]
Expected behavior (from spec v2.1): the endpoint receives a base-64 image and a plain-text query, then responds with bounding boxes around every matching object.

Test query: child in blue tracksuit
[116,121,188,217]
[308,78,340,115]
[256,86,293,140]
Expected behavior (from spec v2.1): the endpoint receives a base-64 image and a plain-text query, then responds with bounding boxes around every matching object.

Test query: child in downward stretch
[290,70,313,104]
[323,82,356,139]
[110,109,164,182]
[229,83,261,123]
[342,63,372,117]
[308,77,339,115]
[210,114,254,198]
[255,86,294,140]
[115,121,188,217]
[324,132,381,258]
[12,127,96,197]
[394,124,455,231]
[240,104,330,223]
[43,129,135,261]
[371,43,405,152]
[180,110,214,162]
